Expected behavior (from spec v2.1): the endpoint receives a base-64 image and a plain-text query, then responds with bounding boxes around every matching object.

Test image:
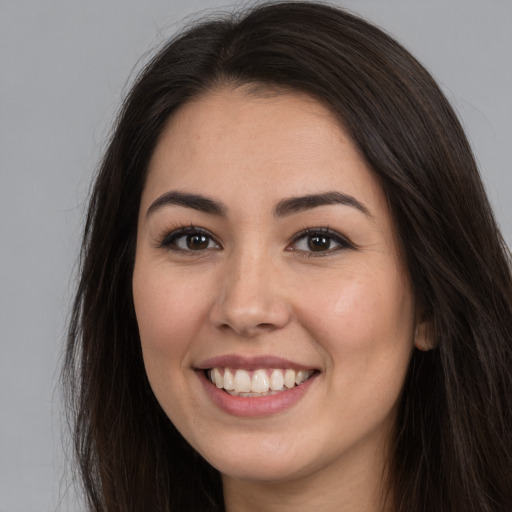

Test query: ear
[414,319,435,351]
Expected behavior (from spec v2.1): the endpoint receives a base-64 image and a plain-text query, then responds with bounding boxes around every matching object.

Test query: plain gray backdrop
[1,1,510,510]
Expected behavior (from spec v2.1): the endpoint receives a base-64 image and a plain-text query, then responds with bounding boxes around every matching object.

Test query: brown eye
[307,235,331,251]
[186,234,209,250]
[290,228,353,255]
[160,227,221,252]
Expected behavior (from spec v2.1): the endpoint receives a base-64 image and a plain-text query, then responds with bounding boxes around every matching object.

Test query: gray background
[1,0,510,510]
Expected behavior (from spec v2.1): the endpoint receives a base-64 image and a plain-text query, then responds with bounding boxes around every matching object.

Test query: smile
[206,367,315,396]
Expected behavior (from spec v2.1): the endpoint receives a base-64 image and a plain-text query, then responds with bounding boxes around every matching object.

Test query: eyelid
[288,227,355,254]
[157,225,221,251]
[155,225,354,255]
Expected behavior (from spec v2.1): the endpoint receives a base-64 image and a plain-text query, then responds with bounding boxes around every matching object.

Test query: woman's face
[133,88,417,486]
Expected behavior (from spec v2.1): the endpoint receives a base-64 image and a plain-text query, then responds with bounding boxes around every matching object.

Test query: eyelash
[288,227,355,257]
[157,225,354,256]
[158,225,221,254]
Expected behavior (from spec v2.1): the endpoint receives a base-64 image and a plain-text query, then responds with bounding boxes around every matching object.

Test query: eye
[159,226,221,253]
[289,228,353,255]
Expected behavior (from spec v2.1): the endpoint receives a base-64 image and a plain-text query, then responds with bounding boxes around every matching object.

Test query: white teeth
[269,369,285,390]
[284,369,296,389]
[234,369,252,393]
[223,368,235,390]
[213,367,223,388]
[208,367,315,395]
[295,370,309,385]
[252,369,270,393]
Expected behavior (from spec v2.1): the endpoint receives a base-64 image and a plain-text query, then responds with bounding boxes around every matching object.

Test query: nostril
[209,281,292,335]
[256,322,277,330]
[221,321,280,338]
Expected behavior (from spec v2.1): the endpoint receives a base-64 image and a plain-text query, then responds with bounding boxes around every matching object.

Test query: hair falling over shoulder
[63,2,512,511]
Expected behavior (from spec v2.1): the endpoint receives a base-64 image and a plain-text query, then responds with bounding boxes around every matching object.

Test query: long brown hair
[63,2,512,510]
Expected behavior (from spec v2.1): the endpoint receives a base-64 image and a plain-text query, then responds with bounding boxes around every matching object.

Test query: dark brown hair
[64,2,512,510]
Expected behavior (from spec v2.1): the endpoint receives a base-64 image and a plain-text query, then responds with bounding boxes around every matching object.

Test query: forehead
[142,87,386,218]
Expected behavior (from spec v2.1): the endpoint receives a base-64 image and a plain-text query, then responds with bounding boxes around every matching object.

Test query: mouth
[196,355,320,416]
[205,367,317,397]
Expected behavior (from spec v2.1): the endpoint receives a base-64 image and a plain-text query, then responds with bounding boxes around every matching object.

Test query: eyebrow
[146,190,371,219]
[273,191,371,218]
[146,191,227,217]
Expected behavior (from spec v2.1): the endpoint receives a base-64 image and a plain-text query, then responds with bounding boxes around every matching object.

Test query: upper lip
[195,355,318,371]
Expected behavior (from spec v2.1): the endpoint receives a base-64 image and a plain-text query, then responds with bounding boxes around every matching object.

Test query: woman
[64,2,512,511]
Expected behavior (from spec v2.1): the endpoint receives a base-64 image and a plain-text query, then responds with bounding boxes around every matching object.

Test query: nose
[209,249,292,337]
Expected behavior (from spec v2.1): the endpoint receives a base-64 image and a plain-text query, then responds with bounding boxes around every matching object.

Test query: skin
[132,87,422,512]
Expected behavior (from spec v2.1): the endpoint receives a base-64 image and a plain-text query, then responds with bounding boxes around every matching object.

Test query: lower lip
[197,370,318,417]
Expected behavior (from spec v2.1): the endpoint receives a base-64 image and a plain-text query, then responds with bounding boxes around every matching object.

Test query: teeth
[269,369,285,390]
[223,368,235,390]
[207,367,314,396]
[234,369,252,393]
[284,369,296,389]
[213,368,223,388]
[295,370,309,385]
[252,369,270,393]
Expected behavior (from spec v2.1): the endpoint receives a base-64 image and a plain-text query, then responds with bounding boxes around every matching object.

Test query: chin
[212,455,310,483]
[189,430,330,484]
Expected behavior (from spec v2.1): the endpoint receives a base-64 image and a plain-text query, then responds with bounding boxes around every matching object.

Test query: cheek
[132,263,215,425]
[298,266,414,431]
[295,263,415,369]
[132,263,211,367]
